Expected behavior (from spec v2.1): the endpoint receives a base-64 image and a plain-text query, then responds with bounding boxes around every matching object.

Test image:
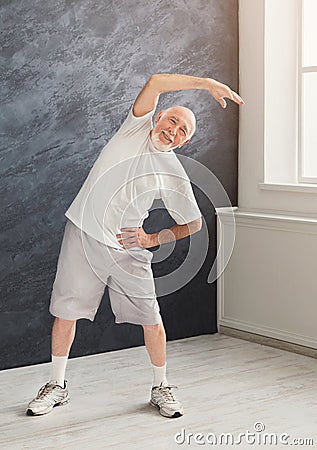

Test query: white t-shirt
[65,107,202,249]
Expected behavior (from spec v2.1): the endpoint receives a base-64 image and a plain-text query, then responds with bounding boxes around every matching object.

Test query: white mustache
[162,130,174,143]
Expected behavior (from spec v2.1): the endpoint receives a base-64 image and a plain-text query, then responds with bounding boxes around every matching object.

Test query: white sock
[152,362,168,387]
[50,355,68,387]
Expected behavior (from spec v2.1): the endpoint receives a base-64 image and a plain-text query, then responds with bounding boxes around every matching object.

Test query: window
[299,0,317,182]
[263,0,298,185]
[240,0,317,212]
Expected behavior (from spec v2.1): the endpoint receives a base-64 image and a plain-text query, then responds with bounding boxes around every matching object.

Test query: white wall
[217,0,317,349]
[239,0,317,214]
[217,209,317,348]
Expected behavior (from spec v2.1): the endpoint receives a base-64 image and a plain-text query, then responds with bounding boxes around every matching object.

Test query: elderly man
[27,74,244,418]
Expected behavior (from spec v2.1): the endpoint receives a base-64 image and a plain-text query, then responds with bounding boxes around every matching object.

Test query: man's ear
[155,110,165,124]
[179,139,190,148]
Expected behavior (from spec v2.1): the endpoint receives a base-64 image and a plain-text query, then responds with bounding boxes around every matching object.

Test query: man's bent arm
[116,217,202,249]
[149,217,202,247]
[133,73,244,117]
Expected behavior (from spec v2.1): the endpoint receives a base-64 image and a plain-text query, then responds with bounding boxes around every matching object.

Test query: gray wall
[0,0,239,369]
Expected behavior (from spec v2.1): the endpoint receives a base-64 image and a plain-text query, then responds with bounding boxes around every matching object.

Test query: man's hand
[116,227,153,249]
[207,78,244,109]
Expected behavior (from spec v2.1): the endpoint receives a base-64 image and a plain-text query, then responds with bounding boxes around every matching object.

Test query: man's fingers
[116,231,137,238]
[118,239,138,248]
[119,236,135,242]
[117,236,132,242]
[231,90,245,104]
[218,97,227,109]
[116,228,137,239]
[120,241,139,249]
[218,92,244,108]
[227,90,234,101]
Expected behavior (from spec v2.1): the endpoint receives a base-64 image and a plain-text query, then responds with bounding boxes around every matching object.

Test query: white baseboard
[218,318,317,349]
[219,325,317,359]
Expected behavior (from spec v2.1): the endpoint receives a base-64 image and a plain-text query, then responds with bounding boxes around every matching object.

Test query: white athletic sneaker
[150,382,184,418]
[26,381,69,416]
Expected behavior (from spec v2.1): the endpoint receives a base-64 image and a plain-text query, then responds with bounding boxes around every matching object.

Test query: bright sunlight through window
[300,0,317,181]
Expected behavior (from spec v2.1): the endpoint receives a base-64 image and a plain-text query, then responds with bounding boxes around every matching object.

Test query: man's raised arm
[132,73,244,117]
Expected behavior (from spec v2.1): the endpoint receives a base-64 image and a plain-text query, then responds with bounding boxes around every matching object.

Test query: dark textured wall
[0,0,239,369]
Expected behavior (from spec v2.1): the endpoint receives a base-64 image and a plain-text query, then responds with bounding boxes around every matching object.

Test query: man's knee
[53,317,77,330]
[142,323,164,333]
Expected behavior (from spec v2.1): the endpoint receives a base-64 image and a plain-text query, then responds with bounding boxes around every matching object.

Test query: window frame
[298,0,317,184]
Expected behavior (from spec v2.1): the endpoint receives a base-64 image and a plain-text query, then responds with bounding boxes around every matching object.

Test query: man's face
[150,107,195,152]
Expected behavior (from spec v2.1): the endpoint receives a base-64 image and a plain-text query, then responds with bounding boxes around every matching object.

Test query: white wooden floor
[1,334,317,450]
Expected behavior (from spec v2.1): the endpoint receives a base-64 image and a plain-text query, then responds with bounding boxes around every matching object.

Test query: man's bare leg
[143,322,167,386]
[50,317,76,386]
[142,322,166,366]
[143,322,184,417]
[52,317,77,356]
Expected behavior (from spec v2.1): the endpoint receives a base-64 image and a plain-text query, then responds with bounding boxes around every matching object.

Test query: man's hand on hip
[116,227,154,250]
[116,218,202,250]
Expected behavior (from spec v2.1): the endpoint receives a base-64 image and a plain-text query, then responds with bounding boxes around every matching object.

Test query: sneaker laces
[37,382,61,402]
[156,384,178,403]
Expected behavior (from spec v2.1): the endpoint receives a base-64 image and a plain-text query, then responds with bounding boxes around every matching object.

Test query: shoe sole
[149,400,183,418]
[26,398,69,416]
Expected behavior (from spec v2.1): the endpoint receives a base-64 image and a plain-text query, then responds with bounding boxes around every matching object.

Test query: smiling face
[150,106,196,152]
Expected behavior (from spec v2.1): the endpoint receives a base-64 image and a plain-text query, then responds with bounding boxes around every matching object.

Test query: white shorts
[49,219,162,325]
